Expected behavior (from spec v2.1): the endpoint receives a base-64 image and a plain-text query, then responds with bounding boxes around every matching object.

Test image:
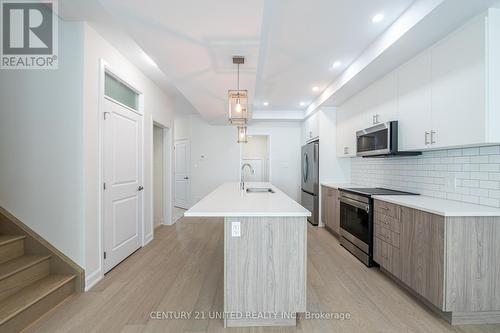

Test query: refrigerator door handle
[303,153,309,183]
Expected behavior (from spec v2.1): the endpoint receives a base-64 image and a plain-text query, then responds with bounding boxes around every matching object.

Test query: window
[104,72,139,111]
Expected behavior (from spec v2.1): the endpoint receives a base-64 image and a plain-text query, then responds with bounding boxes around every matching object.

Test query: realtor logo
[1,0,58,69]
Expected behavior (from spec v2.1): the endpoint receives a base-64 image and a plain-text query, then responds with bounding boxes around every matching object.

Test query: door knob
[184,176,189,180]
[138,186,144,191]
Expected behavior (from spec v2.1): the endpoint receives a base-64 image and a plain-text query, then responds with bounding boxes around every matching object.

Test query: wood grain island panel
[185,183,310,327]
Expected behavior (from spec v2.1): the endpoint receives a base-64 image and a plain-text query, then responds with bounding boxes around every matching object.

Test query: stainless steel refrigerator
[301,141,319,225]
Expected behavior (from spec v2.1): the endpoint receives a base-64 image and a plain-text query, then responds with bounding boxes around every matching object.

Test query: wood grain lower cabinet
[374,236,401,279]
[374,199,500,324]
[400,207,445,310]
[321,186,340,236]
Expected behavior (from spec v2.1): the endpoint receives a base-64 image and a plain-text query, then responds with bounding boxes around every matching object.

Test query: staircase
[0,234,76,332]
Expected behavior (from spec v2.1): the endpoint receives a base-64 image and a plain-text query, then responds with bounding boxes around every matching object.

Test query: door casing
[96,59,146,284]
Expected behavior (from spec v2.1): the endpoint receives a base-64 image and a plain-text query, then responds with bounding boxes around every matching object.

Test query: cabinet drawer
[374,237,401,279]
[374,212,401,234]
[374,200,400,219]
[374,222,400,248]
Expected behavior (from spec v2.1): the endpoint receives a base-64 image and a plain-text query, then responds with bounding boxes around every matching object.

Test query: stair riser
[0,278,74,332]
[0,261,50,302]
[0,240,24,265]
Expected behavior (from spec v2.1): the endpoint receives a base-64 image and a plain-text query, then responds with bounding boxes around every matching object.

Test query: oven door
[339,196,370,252]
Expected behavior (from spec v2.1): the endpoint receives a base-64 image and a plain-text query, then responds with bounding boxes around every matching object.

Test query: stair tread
[0,255,51,281]
[0,274,75,324]
[0,235,25,247]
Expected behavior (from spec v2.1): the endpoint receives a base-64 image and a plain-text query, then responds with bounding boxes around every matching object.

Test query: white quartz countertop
[184,182,311,217]
[321,183,365,189]
[372,195,500,217]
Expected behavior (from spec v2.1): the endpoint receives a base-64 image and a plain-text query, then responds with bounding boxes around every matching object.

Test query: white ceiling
[255,0,414,111]
[59,0,500,123]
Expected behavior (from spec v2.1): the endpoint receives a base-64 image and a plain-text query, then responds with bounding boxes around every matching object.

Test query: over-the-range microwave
[356,121,420,157]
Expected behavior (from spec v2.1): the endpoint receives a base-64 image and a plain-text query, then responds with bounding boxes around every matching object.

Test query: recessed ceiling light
[331,61,342,69]
[263,101,269,106]
[372,13,384,23]
[300,101,306,107]
[312,86,320,92]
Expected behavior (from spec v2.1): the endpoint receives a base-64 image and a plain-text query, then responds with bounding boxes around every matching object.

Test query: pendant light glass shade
[228,89,250,125]
[237,125,248,143]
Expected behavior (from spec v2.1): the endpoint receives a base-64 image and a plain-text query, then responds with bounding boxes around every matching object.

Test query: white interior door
[103,98,143,273]
[174,139,190,209]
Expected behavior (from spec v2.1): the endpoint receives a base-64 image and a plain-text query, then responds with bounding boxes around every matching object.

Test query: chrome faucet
[240,163,255,190]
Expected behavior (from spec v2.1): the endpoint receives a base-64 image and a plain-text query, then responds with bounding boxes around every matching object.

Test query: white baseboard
[85,269,103,291]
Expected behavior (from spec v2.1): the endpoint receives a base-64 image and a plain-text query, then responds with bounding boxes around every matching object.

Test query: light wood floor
[26,218,500,333]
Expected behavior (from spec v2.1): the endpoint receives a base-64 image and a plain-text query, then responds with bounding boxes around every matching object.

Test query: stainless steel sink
[246,188,275,193]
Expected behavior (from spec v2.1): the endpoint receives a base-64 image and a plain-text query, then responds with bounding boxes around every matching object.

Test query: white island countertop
[184,182,311,217]
[373,195,500,217]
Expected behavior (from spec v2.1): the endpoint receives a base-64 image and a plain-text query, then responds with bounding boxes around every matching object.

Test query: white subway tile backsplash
[480,180,500,190]
[470,156,489,164]
[463,164,480,172]
[480,146,500,155]
[480,164,500,172]
[351,145,500,208]
[480,197,500,207]
[489,155,500,163]
[462,195,480,204]
[471,172,489,180]
[447,149,463,157]
[470,188,489,197]
[462,148,480,156]
[489,190,500,199]
[461,179,479,188]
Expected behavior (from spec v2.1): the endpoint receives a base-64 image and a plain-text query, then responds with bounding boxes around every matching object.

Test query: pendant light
[228,56,250,125]
[237,125,248,143]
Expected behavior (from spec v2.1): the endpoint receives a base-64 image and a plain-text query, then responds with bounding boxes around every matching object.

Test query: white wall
[248,123,302,201]
[242,136,270,181]
[83,23,175,289]
[189,116,240,204]
[153,126,164,227]
[0,20,85,266]
[242,136,269,160]
[174,116,303,205]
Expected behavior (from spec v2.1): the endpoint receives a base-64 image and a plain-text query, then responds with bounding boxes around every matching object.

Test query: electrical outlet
[231,221,241,237]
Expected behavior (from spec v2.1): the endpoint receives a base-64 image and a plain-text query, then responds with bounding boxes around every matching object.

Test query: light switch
[231,221,241,237]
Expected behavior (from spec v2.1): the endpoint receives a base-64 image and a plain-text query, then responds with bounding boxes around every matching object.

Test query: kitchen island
[184,182,310,327]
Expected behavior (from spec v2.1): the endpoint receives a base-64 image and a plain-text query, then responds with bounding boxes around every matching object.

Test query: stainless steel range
[338,187,417,266]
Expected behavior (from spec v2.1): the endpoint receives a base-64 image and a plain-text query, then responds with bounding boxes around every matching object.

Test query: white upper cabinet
[302,111,319,144]
[397,50,432,151]
[430,16,486,149]
[336,73,398,157]
[335,9,500,157]
[374,72,398,125]
[336,97,364,157]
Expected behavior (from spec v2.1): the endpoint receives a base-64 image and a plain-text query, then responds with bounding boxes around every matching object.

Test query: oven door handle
[340,197,370,213]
